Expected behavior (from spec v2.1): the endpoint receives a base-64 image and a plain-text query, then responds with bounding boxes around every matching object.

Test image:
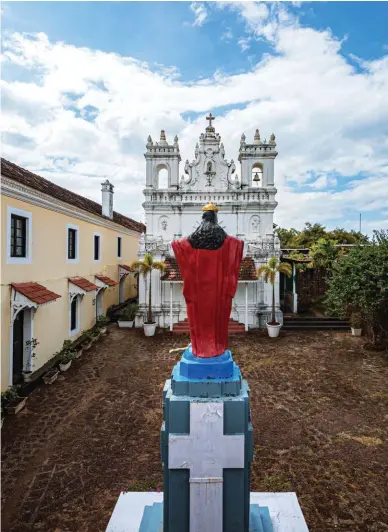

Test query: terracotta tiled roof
[12,282,61,305]
[119,264,133,272]
[161,258,182,281]
[95,275,118,287]
[161,256,258,281]
[69,277,98,292]
[239,257,258,281]
[1,158,145,234]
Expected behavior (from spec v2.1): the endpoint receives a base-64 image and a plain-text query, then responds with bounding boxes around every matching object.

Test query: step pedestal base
[105,492,309,531]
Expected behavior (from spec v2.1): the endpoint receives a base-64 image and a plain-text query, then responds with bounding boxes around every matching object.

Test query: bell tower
[145,130,181,189]
[238,129,277,188]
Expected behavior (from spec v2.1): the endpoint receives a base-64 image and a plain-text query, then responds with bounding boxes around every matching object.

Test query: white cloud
[238,37,251,52]
[190,2,208,27]
[1,5,388,232]
[221,28,233,42]
[309,175,337,190]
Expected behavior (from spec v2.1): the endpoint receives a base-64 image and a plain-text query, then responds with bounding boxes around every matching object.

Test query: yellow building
[1,158,145,391]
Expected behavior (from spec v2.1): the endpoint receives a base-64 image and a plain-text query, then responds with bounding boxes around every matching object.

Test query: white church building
[135,115,281,330]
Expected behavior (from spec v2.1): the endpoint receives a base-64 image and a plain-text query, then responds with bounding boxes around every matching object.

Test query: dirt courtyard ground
[2,327,388,532]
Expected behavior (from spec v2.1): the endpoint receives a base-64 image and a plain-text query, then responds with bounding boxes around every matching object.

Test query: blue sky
[2,2,388,233]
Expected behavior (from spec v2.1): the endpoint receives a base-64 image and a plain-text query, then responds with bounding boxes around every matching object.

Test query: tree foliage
[275,222,369,249]
[309,238,344,271]
[325,243,388,345]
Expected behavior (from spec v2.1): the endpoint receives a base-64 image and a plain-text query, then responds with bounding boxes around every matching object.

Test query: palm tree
[130,253,166,324]
[257,257,292,324]
[308,238,341,273]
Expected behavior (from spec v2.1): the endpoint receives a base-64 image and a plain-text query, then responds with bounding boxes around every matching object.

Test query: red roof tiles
[69,277,98,292]
[119,264,133,272]
[161,258,182,281]
[239,258,258,281]
[1,158,146,234]
[12,283,61,305]
[95,275,118,287]
[161,256,258,282]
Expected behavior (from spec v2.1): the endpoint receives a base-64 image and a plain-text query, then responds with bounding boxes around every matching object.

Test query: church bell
[253,171,260,182]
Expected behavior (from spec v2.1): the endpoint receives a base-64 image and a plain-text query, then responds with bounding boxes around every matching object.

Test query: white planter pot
[144,323,156,337]
[118,320,134,328]
[43,370,59,385]
[99,327,107,335]
[7,397,27,415]
[351,328,362,337]
[59,360,72,372]
[266,322,282,338]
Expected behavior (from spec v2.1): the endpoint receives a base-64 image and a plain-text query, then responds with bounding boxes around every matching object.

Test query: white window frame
[7,206,33,264]
[69,295,81,336]
[117,236,123,259]
[93,232,102,263]
[66,223,80,264]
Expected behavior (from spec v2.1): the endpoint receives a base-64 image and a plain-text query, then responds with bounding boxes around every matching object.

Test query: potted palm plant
[118,303,139,328]
[350,311,362,336]
[257,257,292,338]
[130,253,166,336]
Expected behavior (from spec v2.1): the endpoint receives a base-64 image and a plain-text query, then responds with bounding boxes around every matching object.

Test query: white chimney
[101,179,114,219]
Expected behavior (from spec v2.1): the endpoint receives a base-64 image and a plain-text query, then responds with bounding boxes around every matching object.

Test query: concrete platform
[106,492,309,532]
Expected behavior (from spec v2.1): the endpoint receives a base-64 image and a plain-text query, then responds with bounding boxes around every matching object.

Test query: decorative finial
[240,133,246,144]
[202,201,219,212]
[174,135,178,144]
[206,113,215,128]
[254,129,260,141]
[160,130,166,141]
[146,135,153,148]
[270,133,276,144]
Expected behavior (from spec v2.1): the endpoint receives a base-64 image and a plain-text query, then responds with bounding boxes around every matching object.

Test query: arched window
[251,164,263,188]
[157,168,168,189]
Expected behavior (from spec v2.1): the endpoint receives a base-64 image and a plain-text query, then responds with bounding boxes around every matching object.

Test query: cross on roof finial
[206,112,215,127]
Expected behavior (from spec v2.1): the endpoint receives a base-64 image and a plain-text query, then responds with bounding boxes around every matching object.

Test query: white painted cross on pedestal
[169,402,245,532]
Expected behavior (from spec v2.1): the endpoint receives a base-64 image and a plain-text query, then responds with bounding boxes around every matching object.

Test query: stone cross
[206,113,215,127]
[169,402,244,532]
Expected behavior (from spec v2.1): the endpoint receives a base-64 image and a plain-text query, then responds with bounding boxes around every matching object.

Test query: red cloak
[172,236,244,358]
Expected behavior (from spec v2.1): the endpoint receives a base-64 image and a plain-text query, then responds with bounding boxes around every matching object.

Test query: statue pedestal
[106,349,309,531]
[106,492,309,531]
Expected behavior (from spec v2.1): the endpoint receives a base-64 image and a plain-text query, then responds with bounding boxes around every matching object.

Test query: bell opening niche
[251,163,263,188]
[157,167,169,189]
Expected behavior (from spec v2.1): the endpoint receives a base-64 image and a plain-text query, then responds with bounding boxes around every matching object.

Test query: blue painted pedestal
[143,346,275,532]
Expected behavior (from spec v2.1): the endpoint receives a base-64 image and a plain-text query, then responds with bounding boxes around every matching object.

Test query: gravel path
[2,327,387,531]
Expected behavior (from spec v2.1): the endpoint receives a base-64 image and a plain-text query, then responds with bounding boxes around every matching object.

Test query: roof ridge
[1,158,145,233]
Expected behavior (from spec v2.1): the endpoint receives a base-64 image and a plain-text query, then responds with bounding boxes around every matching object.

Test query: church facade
[135,115,281,330]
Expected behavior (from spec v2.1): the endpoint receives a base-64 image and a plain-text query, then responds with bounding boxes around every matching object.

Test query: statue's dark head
[188,204,227,250]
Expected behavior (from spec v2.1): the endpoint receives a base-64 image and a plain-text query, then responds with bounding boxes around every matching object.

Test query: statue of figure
[170,202,244,358]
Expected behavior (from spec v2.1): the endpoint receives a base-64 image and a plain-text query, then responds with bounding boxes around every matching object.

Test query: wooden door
[13,310,24,384]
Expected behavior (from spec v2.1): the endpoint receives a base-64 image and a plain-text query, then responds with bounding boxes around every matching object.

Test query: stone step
[284,316,348,322]
[283,325,350,331]
[172,318,246,335]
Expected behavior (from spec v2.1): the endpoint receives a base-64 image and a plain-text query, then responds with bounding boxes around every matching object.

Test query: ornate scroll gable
[180,114,239,192]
